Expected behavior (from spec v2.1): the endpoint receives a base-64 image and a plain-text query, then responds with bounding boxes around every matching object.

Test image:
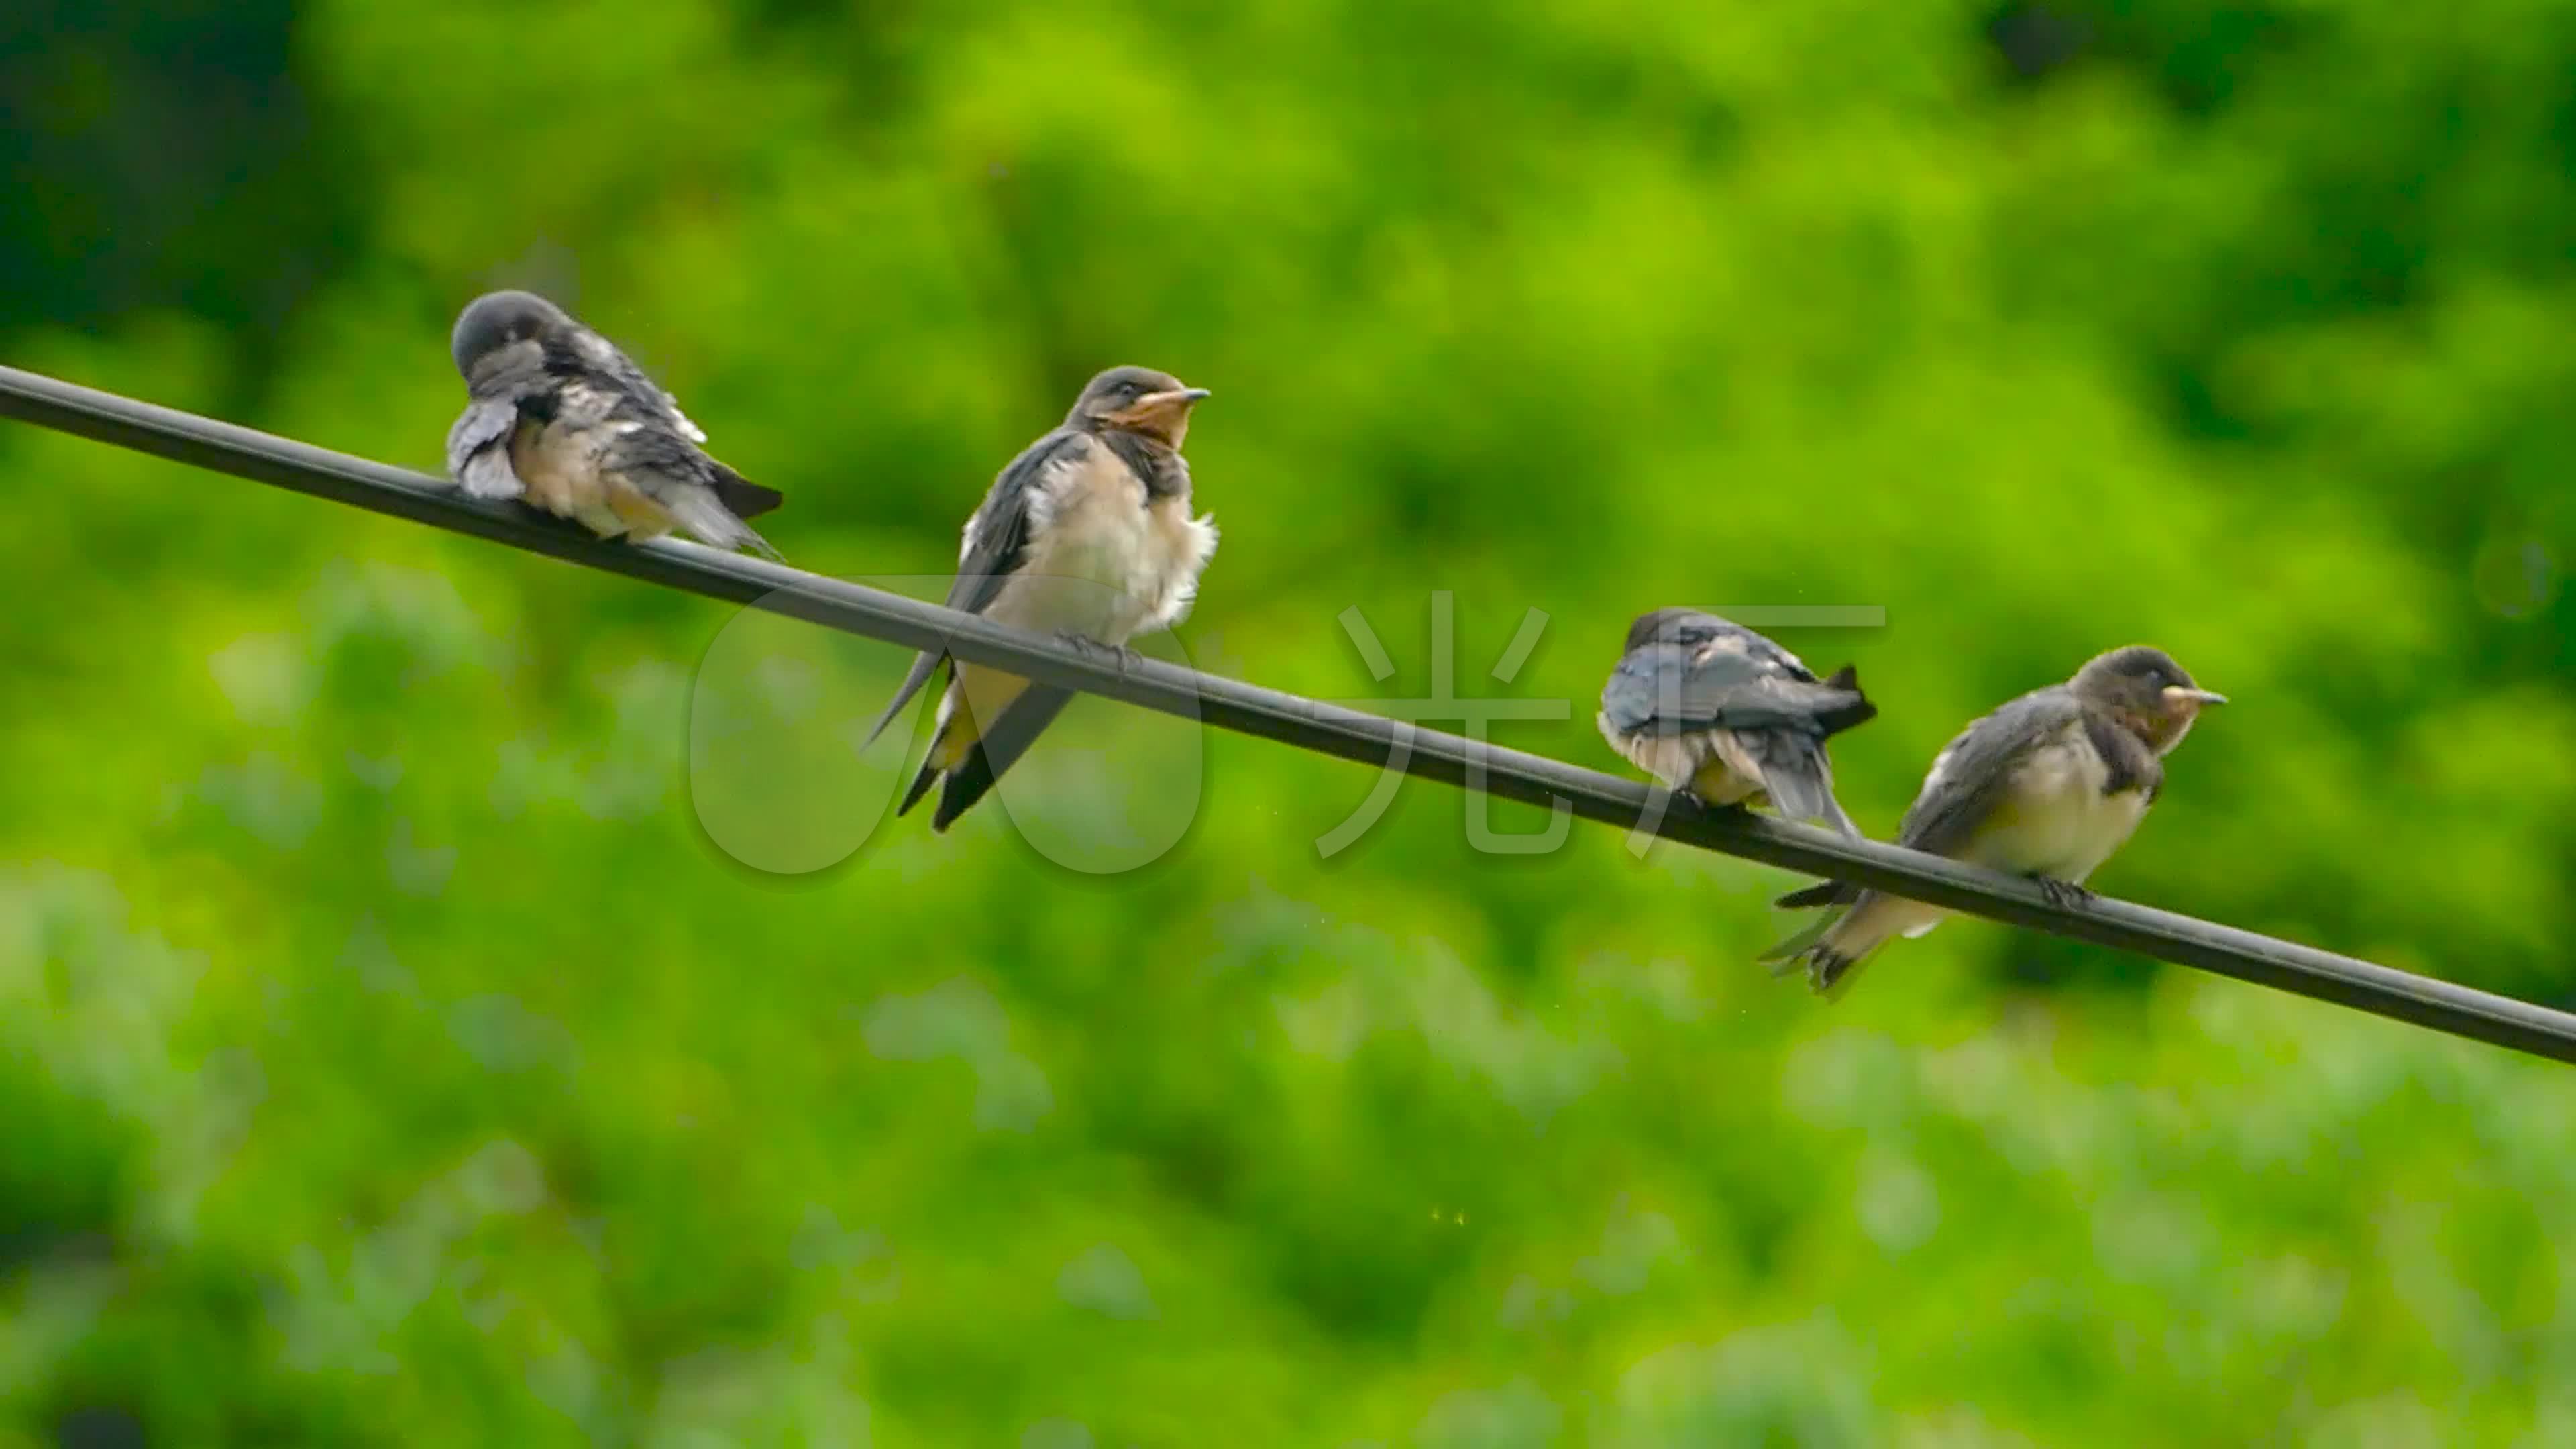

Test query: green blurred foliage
[5,0,2576,1441]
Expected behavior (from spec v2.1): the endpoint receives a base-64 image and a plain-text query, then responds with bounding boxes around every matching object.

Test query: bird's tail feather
[1758,895,1880,1000]
[710,465,786,521]
[1762,893,1943,1000]
[861,653,948,753]
[667,489,784,559]
[1757,735,1862,839]
[1808,947,1873,1002]
[1812,664,1878,738]
[1810,785,1859,840]
[1758,904,1844,965]
[931,686,1075,833]
[896,686,967,818]
[1775,878,1860,910]
[898,759,941,816]
[1756,747,1827,825]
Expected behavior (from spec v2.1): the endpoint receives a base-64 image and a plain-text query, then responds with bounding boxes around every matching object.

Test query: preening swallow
[442,290,784,557]
[1597,608,1877,836]
[1762,644,2227,998]
[859,366,1219,833]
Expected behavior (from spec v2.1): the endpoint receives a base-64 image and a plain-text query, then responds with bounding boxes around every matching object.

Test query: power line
[5,358,2572,1064]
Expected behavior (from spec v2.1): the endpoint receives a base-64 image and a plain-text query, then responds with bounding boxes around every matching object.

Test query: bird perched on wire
[1597,608,1877,837]
[859,366,1218,833]
[1762,644,2227,998]
[441,290,784,557]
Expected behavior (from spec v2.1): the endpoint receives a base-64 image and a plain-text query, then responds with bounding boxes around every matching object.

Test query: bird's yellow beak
[1106,386,1210,435]
[2165,685,2229,706]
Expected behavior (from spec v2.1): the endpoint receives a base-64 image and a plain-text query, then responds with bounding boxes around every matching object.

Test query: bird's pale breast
[1972,724,2150,881]
[508,417,604,519]
[993,443,1212,643]
[506,384,677,539]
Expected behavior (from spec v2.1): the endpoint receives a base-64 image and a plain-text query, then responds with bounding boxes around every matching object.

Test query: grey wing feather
[1607,635,1870,838]
[444,347,549,500]
[444,398,526,500]
[571,325,706,441]
[1600,643,1825,736]
[1599,647,1684,734]
[947,429,1084,614]
[857,429,1085,751]
[594,420,781,558]
[1776,690,2078,912]
[1893,690,2080,859]
[1721,622,1821,684]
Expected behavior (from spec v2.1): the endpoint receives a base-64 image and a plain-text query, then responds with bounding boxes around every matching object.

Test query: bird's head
[2072,644,2227,753]
[1069,366,1211,447]
[451,290,572,381]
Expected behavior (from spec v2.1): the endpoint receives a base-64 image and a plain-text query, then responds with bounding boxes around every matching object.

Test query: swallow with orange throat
[859,366,1218,832]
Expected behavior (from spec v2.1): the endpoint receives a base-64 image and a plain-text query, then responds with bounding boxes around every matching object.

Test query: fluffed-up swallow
[1597,608,1877,836]
[443,290,783,557]
[1762,644,2226,997]
[859,366,1218,833]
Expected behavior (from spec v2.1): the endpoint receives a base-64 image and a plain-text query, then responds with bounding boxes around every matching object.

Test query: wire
[5,359,2572,1063]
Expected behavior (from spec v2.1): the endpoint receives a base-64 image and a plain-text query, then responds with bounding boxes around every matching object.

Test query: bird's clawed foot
[1055,630,1109,661]
[1053,631,1142,675]
[2032,875,2096,910]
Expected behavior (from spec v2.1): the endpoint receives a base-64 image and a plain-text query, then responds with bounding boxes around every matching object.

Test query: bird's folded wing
[859,430,1083,751]
[1894,692,2079,859]
[444,397,527,500]
[572,326,706,442]
[1600,644,1831,736]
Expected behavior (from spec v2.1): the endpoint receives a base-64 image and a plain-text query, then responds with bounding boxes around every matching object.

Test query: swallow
[1761,644,2227,997]
[443,290,783,557]
[858,366,1218,832]
[1597,608,1877,836]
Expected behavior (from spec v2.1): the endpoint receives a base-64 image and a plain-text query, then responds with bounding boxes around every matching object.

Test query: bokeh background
[7,0,2576,1442]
